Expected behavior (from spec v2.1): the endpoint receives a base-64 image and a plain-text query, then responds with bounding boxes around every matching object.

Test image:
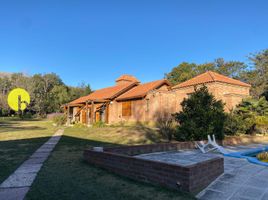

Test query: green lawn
[0,117,56,183]
[26,125,195,200]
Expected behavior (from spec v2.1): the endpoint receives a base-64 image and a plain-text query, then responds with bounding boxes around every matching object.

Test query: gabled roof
[116,74,140,83]
[69,82,137,105]
[116,80,170,101]
[172,71,251,89]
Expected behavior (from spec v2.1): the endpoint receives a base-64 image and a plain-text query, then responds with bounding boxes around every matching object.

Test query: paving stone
[45,142,58,145]
[255,168,268,177]
[23,157,47,165]
[198,189,230,200]
[230,186,266,200]
[244,176,268,189]
[260,191,268,200]
[35,147,54,153]
[208,181,239,196]
[218,172,250,184]
[0,173,37,188]
[15,164,42,174]
[30,152,50,159]
[229,195,253,200]
[0,187,29,200]
[0,129,63,200]
[197,143,268,200]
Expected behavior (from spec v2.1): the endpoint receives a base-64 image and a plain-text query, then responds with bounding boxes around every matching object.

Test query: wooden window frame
[122,101,132,117]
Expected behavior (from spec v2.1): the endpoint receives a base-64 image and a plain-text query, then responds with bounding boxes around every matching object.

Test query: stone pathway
[197,144,268,200]
[0,129,64,200]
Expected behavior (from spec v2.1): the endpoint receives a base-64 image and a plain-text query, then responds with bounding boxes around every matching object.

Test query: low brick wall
[83,143,223,194]
[104,142,196,156]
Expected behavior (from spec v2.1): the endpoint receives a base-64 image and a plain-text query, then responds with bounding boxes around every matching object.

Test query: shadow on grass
[25,135,195,200]
[0,137,51,183]
[0,126,46,133]
[134,122,161,143]
[0,118,47,133]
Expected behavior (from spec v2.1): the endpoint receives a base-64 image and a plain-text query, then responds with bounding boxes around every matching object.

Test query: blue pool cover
[225,146,268,166]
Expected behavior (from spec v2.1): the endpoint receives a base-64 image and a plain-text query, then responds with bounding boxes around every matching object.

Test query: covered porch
[64,99,110,126]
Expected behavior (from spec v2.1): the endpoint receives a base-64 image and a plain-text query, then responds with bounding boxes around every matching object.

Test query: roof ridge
[207,71,216,82]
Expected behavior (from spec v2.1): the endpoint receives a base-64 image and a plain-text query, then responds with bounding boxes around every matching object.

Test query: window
[122,101,132,116]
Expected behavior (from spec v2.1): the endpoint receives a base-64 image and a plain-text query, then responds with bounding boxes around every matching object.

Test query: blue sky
[0,0,267,89]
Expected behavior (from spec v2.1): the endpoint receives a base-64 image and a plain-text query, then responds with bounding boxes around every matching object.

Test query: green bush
[52,114,66,126]
[173,85,226,141]
[22,112,33,119]
[223,97,268,136]
[224,113,245,135]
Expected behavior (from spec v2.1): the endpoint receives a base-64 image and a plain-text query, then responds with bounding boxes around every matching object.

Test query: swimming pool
[225,146,268,166]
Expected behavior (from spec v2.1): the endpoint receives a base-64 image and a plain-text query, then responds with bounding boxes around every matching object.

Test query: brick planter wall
[83,143,223,194]
[104,142,196,156]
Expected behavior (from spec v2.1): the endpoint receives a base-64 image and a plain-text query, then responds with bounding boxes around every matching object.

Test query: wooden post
[91,101,95,124]
[67,105,70,125]
[105,103,109,124]
[86,101,89,125]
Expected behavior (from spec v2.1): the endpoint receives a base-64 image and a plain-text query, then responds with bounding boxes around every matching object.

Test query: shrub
[224,113,246,135]
[257,151,268,162]
[234,97,268,135]
[154,110,176,141]
[52,114,66,126]
[22,112,33,119]
[173,85,226,141]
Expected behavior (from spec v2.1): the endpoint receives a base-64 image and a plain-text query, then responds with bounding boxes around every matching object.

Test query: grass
[0,117,56,183]
[26,125,195,200]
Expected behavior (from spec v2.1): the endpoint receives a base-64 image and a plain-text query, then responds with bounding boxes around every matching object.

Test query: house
[171,71,251,112]
[63,71,250,125]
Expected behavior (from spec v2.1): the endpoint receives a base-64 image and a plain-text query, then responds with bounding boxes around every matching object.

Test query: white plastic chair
[207,134,228,154]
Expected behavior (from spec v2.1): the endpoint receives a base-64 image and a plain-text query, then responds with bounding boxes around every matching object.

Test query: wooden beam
[105,103,109,123]
[90,100,95,124]
[67,105,70,125]
[86,101,89,125]
[91,99,110,103]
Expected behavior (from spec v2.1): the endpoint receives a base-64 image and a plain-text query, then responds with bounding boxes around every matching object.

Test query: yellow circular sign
[7,88,30,111]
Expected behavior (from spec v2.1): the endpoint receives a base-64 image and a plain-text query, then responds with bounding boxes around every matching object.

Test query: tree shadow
[133,121,161,143]
[0,118,47,133]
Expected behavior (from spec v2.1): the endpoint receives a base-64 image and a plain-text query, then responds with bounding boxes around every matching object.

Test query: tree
[0,72,92,117]
[173,85,226,141]
[241,49,268,98]
[68,83,92,101]
[234,97,268,134]
[165,62,198,85]
[0,77,12,116]
[165,58,246,85]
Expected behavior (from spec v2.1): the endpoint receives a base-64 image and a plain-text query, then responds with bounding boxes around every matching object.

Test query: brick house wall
[169,82,250,113]
[107,82,250,124]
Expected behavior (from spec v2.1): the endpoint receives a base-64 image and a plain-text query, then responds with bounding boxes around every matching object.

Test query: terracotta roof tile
[69,82,137,105]
[172,71,251,89]
[116,80,170,101]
